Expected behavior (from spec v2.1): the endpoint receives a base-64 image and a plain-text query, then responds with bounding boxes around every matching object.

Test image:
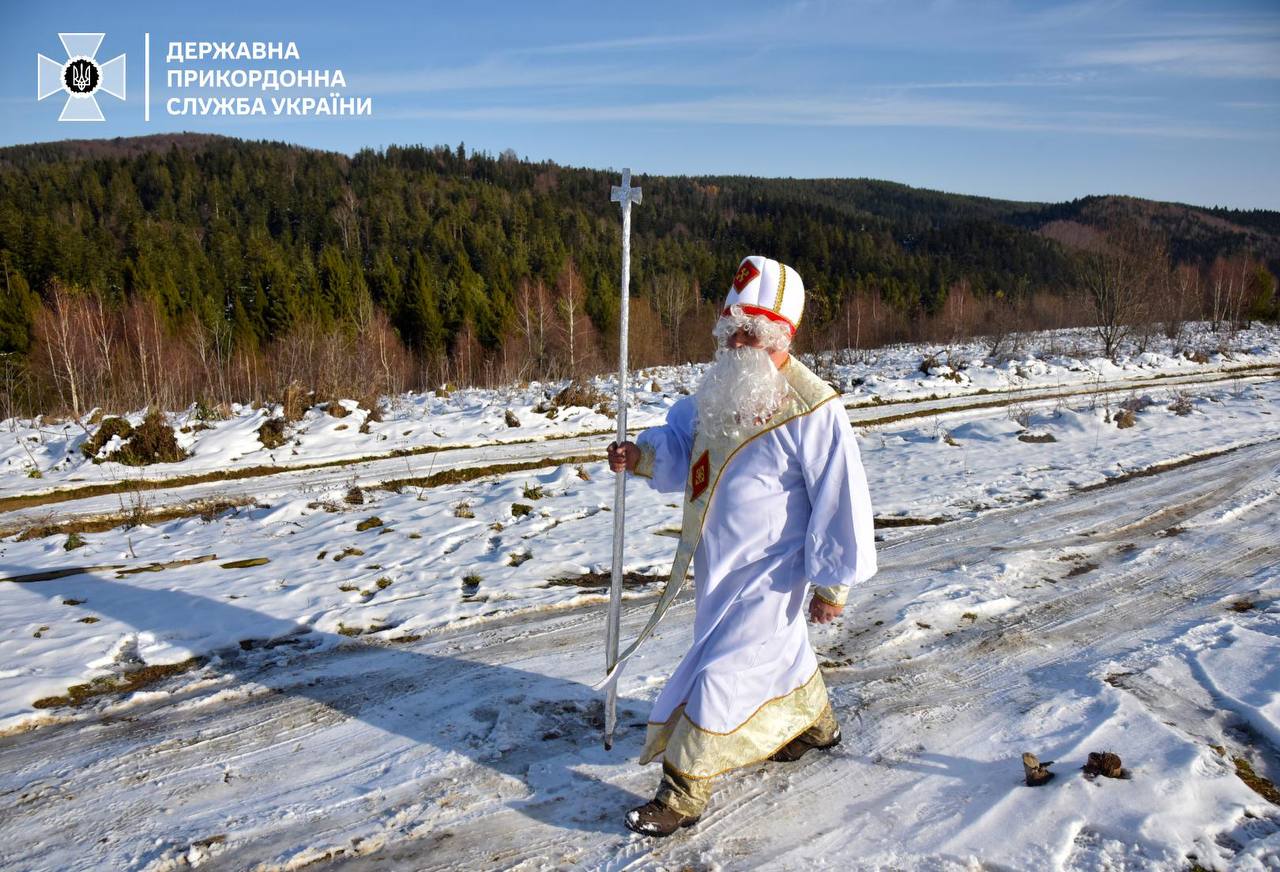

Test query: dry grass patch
[461,572,483,598]
[1231,755,1280,806]
[257,417,288,448]
[32,658,204,709]
[548,381,615,419]
[5,498,258,541]
[545,570,664,589]
[381,454,600,493]
[220,557,269,569]
[80,416,135,460]
[114,409,190,465]
[873,515,949,528]
[1167,391,1195,416]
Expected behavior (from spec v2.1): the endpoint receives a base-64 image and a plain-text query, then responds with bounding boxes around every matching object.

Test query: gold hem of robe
[638,667,830,779]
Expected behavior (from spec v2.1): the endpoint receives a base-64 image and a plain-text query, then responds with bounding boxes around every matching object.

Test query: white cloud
[378,92,1268,141]
[1069,38,1280,79]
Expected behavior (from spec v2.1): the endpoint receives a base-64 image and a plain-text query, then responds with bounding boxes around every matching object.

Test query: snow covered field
[3,323,1278,499]
[1,324,1278,871]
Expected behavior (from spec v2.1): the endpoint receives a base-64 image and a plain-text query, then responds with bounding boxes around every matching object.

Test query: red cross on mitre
[732,260,760,292]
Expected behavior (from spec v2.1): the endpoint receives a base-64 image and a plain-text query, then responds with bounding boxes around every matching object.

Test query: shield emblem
[690,450,710,501]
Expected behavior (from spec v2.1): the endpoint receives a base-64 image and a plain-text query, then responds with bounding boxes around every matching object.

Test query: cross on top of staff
[611,168,643,207]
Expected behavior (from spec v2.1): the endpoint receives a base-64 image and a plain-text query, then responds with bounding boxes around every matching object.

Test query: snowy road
[2,436,1277,870]
[3,364,1275,534]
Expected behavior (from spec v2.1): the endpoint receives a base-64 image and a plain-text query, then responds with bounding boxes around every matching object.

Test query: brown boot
[770,725,842,762]
[624,799,701,837]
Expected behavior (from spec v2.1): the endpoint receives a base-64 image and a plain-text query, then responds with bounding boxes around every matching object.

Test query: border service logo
[37,33,126,121]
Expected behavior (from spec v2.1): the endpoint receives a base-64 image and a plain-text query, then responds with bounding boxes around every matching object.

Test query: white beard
[695,346,790,441]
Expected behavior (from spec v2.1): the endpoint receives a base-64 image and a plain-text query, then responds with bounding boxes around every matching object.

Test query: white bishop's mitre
[722,255,805,336]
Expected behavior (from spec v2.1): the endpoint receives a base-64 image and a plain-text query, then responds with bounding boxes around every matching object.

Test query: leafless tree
[34,280,92,420]
[555,259,593,377]
[1165,263,1201,343]
[652,273,698,360]
[514,276,551,376]
[332,184,360,253]
[1207,254,1257,335]
[1078,222,1166,360]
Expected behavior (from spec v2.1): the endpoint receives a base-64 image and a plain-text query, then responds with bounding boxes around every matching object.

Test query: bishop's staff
[605,168,642,750]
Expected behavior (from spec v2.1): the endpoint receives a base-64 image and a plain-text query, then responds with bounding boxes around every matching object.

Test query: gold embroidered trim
[689,391,838,542]
[660,707,828,782]
[633,441,656,479]
[773,263,787,313]
[812,586,848,608]
[640,667,830,779]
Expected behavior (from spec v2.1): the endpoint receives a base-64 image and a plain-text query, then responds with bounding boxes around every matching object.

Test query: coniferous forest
[0,133,1275,418]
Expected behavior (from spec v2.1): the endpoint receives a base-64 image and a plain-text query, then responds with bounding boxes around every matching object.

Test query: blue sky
[3,0,1277,208]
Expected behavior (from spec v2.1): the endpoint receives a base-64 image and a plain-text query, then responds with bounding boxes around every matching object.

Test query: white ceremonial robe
[631,356,877,779]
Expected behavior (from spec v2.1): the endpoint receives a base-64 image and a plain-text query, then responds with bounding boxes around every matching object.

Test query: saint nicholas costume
[617,256,878,825]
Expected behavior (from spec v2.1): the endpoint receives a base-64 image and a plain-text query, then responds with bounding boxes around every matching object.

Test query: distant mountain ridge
[0,132,1274,363]
[4,132,1271,242]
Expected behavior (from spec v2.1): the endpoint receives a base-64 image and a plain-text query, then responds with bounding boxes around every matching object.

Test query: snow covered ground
[3,322,1277,499]
[0,324,1278,871]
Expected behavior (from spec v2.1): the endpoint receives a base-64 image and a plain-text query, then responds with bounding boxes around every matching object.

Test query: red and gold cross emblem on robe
[732,260,760,292]
[690,450,710,501]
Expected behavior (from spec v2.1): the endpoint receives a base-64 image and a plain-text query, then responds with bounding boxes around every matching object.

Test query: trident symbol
[37,34,125,122]
[70,61,92,92]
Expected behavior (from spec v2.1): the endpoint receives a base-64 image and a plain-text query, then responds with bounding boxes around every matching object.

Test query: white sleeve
[799,400,877,606]
[633,396,697,494]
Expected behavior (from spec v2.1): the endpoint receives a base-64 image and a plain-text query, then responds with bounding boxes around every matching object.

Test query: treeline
[0,134,1275,418]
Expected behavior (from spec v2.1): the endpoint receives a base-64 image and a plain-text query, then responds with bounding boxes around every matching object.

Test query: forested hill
[0,133,1275,362]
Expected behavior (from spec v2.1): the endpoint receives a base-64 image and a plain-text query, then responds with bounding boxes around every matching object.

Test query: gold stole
[602,356,838,682]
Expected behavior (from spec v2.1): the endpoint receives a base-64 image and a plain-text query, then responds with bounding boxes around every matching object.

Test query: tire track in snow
[3,368,1274,535]
[1,439,1277,870]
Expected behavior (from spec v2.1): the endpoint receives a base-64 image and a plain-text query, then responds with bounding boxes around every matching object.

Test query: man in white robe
[606,255,878,836]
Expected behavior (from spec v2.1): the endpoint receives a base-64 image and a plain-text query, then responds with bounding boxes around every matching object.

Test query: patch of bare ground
[874,515,950,527]
[31,658,205,709]
[1077,441,1264,493]
[1,554,218,583]
[378,453,599,491]
[0,432,618,514]
[544,570,666,589]
[6,367,1276,519]
[1230,754,1280,805]
[2,497,260,540]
